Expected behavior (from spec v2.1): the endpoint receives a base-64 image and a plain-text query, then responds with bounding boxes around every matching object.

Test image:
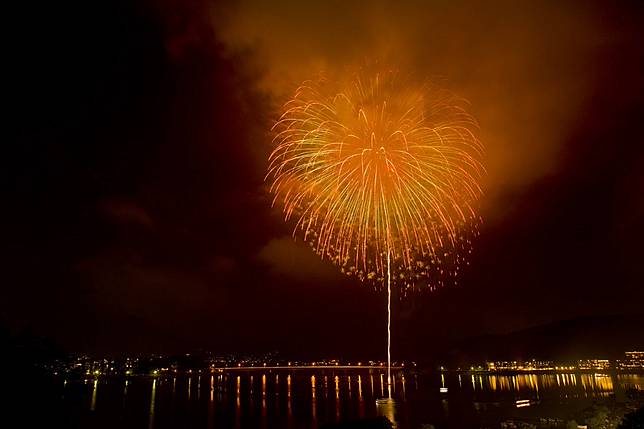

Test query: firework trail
[266,68,484,397]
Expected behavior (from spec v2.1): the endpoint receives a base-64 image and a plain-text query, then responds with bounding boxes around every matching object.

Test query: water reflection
[236,375,241,429]
[287,374,293,426]
[249,375,254,409]
[324,375,328,399]
[123,379,129,409]
[208,376,215,429]
[275,374,280,416]
[334,375,340,422]
[311,375,317,426]
[619,374,644,391]
[148,379,156,429]
[469,372,617,397]
[401,375,406,399]
[210,375,214,402]
[262,374,267,428]
[74,370,644,429]
[193,376,197,401]
[90,379,97,411]
[358,375,365,418]
[376,398,397,428]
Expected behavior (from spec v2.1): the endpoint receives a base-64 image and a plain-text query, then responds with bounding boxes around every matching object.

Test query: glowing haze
[267,69,484,292]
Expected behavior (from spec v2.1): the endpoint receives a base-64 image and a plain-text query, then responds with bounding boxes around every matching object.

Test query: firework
[266,69,484,397]
[267,69,484,291]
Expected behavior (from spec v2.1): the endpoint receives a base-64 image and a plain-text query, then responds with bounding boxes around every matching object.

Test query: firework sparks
[267,69,484,291]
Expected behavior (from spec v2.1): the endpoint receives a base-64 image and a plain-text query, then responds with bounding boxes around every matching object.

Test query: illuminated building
[494,361,519,370]
[619,351,644,370]
[486,359,555,372]
[577,359,610,370]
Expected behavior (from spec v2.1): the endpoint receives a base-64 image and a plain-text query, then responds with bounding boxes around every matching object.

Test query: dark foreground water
[48,370,643,428]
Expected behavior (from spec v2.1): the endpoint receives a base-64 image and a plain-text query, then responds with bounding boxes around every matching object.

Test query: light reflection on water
[148,379,156,429]
[90,379,97,411]
[62,370,644,429]
[376,398,397,427]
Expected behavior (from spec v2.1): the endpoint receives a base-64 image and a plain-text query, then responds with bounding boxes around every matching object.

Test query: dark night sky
[4,0,644,358]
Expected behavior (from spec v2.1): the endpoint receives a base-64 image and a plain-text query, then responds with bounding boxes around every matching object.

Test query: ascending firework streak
[266,69,484,398]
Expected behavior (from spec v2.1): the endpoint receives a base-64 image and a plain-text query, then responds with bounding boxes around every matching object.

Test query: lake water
[51,369,644,428]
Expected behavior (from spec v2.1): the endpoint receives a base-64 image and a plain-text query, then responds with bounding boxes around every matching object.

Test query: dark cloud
[257,236,341,282]
[98,198,154,228]
[3,0,643,356]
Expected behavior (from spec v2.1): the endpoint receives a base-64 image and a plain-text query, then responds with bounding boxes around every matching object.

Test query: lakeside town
[40,350,644,378]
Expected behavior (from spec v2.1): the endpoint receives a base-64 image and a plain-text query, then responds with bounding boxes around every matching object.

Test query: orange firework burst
[267,69,484,292]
